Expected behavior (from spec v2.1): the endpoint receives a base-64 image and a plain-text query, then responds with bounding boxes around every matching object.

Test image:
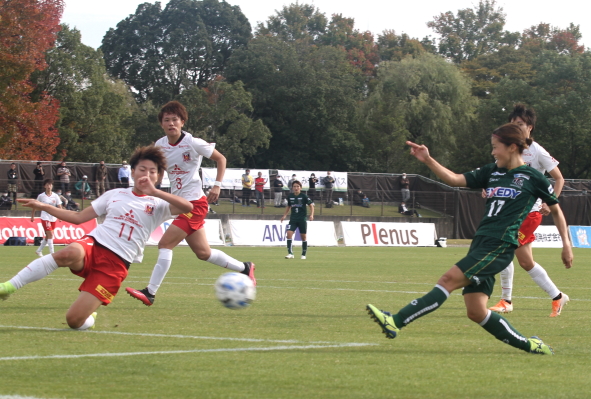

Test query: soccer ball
[214,272,256,309]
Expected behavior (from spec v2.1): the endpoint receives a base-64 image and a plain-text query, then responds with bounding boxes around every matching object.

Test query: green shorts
[456,235,516,297]
[288,220,307,234]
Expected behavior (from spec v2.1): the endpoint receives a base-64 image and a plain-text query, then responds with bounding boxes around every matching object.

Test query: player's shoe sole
[301,256,306,260]
[528,336,554,355]
[243,262,256,287]
[285,254,294,259]
[489,299,513,313]
[125,287,155,306]
[0,281,16,301]
[550,293,569,317]
[366,304,400,339]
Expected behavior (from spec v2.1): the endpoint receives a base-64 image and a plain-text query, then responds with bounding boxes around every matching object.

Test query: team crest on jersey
[144,205,155,215]
[182,152,191,162]
[511,178,524,188]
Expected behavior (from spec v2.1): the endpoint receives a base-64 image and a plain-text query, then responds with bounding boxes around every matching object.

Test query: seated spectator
[64,191,80,211]
[0,192,13,210]
[231,194,241,203]
[55,189,68,209]
[356,190,370,208]
[74,175,92,199]
[399,201,419,217]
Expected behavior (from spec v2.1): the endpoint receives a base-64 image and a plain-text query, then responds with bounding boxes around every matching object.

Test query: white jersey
[522,141,559,212]
[88,188,172,263]
[36,192,62,222]
[155,132,215,201]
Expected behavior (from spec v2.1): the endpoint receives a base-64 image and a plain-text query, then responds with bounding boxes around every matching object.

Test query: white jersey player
[1,146,193,330]
[489,104,569,317]
[32,179,63,257]
[126,101,256,307]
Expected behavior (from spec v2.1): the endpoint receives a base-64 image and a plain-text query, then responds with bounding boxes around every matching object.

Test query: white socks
[75,313,96,330]
[528,263,560,299]
[47,239,54,254]
[500,261,514,301]
[37,239,47,253]
[9,255,59,289]
[207,249,245,272]
[147,248,173,295]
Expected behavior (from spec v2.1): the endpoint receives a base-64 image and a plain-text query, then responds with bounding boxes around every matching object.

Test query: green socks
[302,241,308,256]
[393,285,450,328]
[480,310,530,352]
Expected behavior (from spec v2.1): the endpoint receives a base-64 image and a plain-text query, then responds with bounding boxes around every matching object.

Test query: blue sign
[569,226,591,248]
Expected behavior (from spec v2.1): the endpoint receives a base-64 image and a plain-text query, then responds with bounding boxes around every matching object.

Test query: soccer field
[1,245,590,399]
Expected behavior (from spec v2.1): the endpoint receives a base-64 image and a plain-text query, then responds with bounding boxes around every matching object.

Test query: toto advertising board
[0,217,98,245]
[341,222,437,247]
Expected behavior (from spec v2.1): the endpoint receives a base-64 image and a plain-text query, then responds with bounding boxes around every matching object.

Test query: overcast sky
[61,0,589,50]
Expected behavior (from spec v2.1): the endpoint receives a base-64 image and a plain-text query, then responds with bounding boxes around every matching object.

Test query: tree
[101,0,251,104]
[256,3,327,43]
[377,30,428,62]
[427,0,519,64]
[0,0,63,160]
[31,25,136,162]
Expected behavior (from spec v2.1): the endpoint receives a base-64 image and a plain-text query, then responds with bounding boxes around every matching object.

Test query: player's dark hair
[158,101,188,123]
[43,179,53,186]
[508,103,536,133]
[492,123,531,154]
[129,145,167,174]
[292,180,302,188]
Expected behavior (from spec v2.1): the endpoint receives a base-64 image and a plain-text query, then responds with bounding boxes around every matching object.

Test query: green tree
[101,0,251,104]
[256,3,327,43]
[31,25,136,162]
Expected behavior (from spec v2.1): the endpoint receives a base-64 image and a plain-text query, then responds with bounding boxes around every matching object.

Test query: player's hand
[561,246,573,269]
[280,216,284,223]
[18,199,43,210]
[30,217,34,222]
[207,186,220,203]
[406,141,431,163]
[134,176,157,196]
[481,189,487,199]
[539,203,551,216]
[309,215,314,221]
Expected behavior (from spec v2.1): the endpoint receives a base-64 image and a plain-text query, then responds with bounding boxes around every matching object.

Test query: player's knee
[65,312,85,329]
[195,249,211,261]
[466,308,487,323]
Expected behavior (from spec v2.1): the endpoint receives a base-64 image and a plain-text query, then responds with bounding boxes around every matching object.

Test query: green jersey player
[280,181,314,259]
[366,123,573,355]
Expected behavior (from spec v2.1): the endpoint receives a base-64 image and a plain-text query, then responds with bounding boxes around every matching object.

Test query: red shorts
[41,220,56,232]
[171,197,208,236]
[71,236,129,305]
[518,212,543,246]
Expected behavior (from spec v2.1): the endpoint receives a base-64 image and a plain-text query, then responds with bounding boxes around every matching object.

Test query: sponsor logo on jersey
[491,171,506,176]
[144,205,154,215]
[114,208,145,228]
[169,164,189,176]
[548,184,554,194]
[182,152,191,162]
[485,187,522,199]
[511,178,524,188]
[96,284,114,302]
[489,178,500,182]
[513,173,530,180]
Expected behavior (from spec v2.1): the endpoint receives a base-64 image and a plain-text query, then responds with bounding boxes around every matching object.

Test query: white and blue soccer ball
[214,272,256,309]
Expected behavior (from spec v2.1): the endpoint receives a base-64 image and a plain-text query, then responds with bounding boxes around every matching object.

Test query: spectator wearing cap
[400,173,410,203]
[118,161,130,188]
[75,175,91,199]
[56,161,71,194]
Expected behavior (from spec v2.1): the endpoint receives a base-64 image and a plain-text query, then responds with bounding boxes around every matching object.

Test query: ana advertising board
[341,221,436,247]
[229,220,337,246]
[0,217,98,245]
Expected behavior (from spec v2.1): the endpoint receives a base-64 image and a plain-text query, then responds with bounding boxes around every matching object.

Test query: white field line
[0,343,375,362]
[0,325,347,344]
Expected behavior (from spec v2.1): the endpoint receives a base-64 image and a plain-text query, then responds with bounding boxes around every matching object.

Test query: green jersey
[287,193,314,222]
[464,163,558,246]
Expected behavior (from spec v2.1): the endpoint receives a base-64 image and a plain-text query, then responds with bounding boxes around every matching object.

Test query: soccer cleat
[301,255,306,260]
[125,287,155,306]
[35,250,43,258]
[489,299,513,313]
[366,304,400,339]
[550,293,570,317]
[528,336,554,355]
[0,281,16,301]
[89,312,98,330]
[285,254,294,259]
[242,262,256,287]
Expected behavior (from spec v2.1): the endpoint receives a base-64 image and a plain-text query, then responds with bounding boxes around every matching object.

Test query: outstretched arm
[406,141,467,187]
[19,199,98,225]
[548,203,573,269]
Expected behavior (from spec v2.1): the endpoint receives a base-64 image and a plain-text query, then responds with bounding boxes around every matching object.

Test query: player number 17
[487,200,505,217]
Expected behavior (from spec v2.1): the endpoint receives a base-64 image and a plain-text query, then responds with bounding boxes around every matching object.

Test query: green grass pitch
[0,245,590,398]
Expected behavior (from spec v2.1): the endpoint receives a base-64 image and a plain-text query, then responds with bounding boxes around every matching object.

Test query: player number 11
[119,223,134,241]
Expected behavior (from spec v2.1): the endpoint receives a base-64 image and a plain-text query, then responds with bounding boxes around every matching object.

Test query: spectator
[95,160,108,196]
[56,161,71,194]
[323,171,335,205]
[254,171,267,208]
[118,161,130,188]
[64,191,80,211]
[308,173,318,200]
[33,162,45,198]
[55,189,68,209]
[6,163,18,204]
[357,190,370,208]
[75,175,91,199]
[400,173,410,202]
[273,175,284,207]
[241,169,253,207]
[399,201,419,217]
[0,192,13,210]
[288,174,297,193]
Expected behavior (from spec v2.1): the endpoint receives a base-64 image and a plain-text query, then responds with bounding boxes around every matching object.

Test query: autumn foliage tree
[0,0,63,160]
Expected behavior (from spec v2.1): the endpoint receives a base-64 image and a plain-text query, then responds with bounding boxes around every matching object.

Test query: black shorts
[288,220,307,234]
